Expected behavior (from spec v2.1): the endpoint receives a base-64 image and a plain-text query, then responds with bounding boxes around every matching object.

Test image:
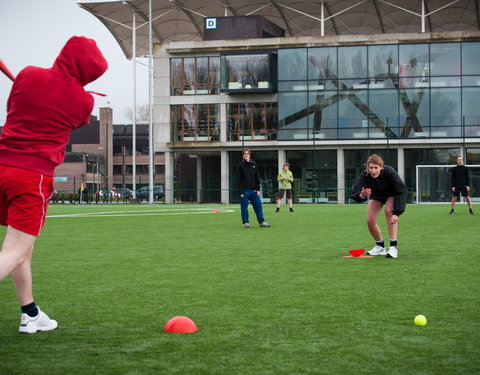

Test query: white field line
[47,208,234,218]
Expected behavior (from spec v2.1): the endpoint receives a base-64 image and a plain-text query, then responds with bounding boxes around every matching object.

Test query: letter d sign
[206,18,217,29]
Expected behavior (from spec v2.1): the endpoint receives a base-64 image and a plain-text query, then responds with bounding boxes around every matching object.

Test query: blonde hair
[365,154,384,171]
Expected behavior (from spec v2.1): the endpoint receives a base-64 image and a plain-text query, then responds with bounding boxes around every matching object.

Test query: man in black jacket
[236,148,270,228]
[449,156,474,215]
[351,154,407,258]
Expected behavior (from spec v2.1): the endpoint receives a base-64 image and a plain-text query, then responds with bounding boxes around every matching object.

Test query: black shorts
[369,195,389,204]
[278,189,292,199]
[452,186,469,197]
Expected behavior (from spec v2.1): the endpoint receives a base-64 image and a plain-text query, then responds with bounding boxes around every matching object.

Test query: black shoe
[449,210,454,215]
[470,209,475,215]
[289,207,294,212]
[275,207,279,212]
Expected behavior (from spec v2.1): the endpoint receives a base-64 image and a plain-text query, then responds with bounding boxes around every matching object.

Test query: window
[170,56,220,95]
[113,165,122,175]
[227,103,277,141]
[172,104,220,142]
[221,52,276,93]
[278,48,307,81]
[338,46,367,79]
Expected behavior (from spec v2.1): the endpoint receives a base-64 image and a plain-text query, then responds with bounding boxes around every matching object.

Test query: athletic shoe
[19,308,58,334]
[243,223,250,228]
[386,246,398,258]
[275,207,279,212]
[470,210,475,215]
[259,222,271,227]
[367,245,386,256]
[449,210,454,215]
[289,207,294,212]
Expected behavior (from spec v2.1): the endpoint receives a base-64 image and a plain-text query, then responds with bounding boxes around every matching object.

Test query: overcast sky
[0,0,149,124]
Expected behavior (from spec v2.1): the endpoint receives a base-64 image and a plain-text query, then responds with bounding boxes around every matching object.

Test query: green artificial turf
[0,203,479,374]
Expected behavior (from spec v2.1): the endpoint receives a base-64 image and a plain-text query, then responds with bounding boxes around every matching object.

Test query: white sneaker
[19,308,58,334]
[367,245,386,256]
[386,246,398,258]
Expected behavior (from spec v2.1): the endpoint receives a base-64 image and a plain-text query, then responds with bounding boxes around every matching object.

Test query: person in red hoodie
[0,36,108,333]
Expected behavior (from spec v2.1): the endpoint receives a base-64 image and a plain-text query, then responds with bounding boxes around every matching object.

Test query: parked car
[111,187,133,199]
[136,186,164,201]
[99,189,113,199]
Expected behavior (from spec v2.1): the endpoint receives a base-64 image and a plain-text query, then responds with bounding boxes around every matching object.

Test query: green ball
[414,315,427,327]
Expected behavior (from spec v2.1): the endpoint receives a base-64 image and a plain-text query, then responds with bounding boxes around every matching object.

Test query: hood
[52,36,108,86]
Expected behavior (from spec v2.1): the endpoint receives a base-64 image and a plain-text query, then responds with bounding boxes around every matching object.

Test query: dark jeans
[240,189,265,224]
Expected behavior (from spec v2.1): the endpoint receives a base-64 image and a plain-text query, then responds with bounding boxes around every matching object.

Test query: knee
[366,217,376,227]
[384,207,394,218]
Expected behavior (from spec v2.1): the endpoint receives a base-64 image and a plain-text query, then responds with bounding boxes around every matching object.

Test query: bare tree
[123,104,149,122]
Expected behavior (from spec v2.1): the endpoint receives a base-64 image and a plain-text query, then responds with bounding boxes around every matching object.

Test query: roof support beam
[372,0,385,33]
[476,0,480,30]
[123,1,166,44]
[219,0,237,17]
[270,0,293,36]
[169,0,205,38]
[379,0,460,33]
[323,2,338,35]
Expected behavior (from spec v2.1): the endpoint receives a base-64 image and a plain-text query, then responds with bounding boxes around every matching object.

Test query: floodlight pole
[132,11,137,198]
[148,0,154,203]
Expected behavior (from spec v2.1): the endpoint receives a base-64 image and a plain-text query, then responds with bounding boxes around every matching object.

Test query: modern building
[79,1,480,204]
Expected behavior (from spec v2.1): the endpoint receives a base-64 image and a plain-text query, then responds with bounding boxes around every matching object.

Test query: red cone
[163,316,198,333]
[348,248,365,257]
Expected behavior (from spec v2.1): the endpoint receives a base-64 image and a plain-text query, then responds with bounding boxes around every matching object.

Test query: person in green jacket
[276,163,294,212]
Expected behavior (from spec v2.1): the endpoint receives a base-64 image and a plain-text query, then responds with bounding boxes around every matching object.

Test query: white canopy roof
[78,0,480,58]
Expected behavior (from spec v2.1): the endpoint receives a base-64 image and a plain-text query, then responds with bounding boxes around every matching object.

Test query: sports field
[0,203,479,374]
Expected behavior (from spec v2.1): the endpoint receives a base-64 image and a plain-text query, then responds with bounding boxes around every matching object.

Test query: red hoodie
[0,36,108,176]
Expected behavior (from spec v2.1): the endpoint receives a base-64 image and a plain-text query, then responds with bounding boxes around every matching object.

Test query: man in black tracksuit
[449,156,474,215]
[236,148,270,228]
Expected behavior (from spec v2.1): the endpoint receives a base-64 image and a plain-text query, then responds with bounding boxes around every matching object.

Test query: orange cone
[163,316,198,333]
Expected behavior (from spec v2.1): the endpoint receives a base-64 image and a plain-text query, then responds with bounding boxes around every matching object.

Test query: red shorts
[0,166,54,236]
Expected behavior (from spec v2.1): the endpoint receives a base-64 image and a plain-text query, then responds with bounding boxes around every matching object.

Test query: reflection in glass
[430,88,461,127]
[308,47,337,81]
[221,53,275,92]
[462,42,480,75]
[338,90,368,133]
[368,89,399,136]
[462,88,480,136]
[278,48,307,80]
[430,43,460,76]
[338,46,367,79]
[170,57,220,95]
[308,91,337,130]
[399,89,430,138]
[368,44,398,79]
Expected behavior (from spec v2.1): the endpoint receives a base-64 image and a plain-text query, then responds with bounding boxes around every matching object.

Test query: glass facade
[167,41,480,204]
[278,42,480,140]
